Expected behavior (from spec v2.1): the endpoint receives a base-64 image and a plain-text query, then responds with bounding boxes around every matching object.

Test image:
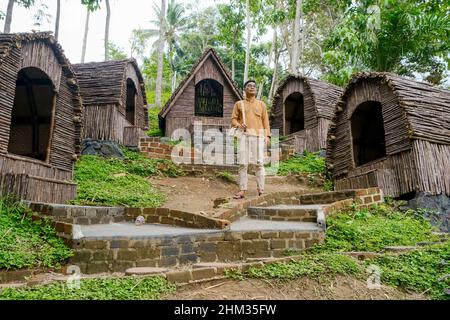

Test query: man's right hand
[240,124,247,130]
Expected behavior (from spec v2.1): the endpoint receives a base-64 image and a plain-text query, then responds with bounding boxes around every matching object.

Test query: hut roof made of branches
[159,47,243,118]
[73,59,147,106]
[272,74,343,120]
[0,32,79,85]
[329,72,450,146]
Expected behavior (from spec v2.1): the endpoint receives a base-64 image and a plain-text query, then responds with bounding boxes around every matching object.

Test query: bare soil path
[166,276,425,300]
[149,175,321,217]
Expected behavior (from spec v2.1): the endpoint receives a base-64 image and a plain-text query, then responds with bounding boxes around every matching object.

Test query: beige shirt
[231,97,271,138]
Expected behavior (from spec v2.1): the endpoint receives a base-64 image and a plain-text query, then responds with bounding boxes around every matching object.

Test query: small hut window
[195,79,223,117]
[126,79,136,125]
[8,67,55,161]
[284,92,305,134]
[351,101,387,166]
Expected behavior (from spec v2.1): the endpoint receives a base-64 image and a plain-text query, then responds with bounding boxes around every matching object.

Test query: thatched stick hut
[73,59,148,147]
[326,72,450,197]
[0,32,83,203]
[158,48,243,138]
[270,75,343,153]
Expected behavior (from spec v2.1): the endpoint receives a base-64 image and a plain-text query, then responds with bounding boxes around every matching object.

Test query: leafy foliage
[0,197,73,270]
[0,276,176,300]
[311,203,440,253]
[277,151,326,175]
[322,0,450,85]
[372,242,450,300]
[247,253,362,280]
[72,148,183,207]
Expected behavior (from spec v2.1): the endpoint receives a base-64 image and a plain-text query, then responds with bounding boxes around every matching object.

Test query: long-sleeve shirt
[231,97,271,138]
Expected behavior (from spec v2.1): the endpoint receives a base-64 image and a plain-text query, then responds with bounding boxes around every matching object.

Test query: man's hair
[244,79,257,88]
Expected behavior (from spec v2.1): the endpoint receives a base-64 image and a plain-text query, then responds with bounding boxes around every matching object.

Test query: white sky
[0,0,224,64]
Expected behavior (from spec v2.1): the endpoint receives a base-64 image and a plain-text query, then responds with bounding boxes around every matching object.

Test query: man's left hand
[265,136,270,146]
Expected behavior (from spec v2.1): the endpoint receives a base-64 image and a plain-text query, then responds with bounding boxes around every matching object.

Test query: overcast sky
[0,0,223,64]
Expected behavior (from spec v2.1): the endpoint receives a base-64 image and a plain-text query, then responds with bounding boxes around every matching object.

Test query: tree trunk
[258,27,277,100]
[104,0,111,61]
[4,0,14,33]
[81,8,90,63]
[155,0,166,108]
[291,0,302,75]
[55,0,61,40]
[243,0,251,86]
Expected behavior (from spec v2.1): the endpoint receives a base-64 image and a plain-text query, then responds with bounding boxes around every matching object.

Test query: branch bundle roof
[73,59,147,106]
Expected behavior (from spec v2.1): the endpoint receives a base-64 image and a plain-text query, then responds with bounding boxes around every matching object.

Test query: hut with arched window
[270,75,343,153]
[326,72,450,198]
[0,32,83,203]
[73,59,148,147]
[158,48,243,138]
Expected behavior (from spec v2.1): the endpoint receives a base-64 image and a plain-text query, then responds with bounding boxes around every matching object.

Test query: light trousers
[237,134,266,191]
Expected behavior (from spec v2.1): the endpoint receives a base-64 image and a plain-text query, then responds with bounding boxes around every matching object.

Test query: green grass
[247,253,363,280]
[147,106,164,137]
[228,202,449,299]
[277,151,326,175]
[73,148,182,207]
[0,276,176,300]
[275,151,333,190]
[215,171,237,184]
[311,202,440,253]
[372,242,450,300]
[0,197,73,270]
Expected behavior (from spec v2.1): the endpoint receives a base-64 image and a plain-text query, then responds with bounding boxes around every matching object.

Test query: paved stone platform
[79,217,320,239]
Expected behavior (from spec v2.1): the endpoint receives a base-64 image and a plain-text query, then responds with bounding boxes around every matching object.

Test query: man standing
[231,80,271,199]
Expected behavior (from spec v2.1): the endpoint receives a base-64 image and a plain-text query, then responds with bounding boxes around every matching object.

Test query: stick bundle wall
[73,59,148,147]
[0,32,83,203]
[327,72,450,197]
[270,75,343,153]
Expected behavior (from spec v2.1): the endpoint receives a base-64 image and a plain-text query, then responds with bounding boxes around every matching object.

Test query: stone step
[247,204,325,223]
[69,218,324,274]
[298,188,381,205]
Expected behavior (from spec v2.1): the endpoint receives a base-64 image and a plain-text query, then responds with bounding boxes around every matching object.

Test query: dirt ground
[149,175,318,217]
[166,276,425,300]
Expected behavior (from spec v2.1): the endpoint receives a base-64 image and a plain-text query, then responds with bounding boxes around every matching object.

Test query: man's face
[245,82,257,96]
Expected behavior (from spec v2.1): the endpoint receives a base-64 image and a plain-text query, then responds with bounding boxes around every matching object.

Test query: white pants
[237,134,266,191]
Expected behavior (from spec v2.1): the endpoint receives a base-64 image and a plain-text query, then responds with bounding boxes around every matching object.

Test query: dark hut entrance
[195,79,224,117]
[284,92,305,135]
[8,67,55,161]
[126,78,136,125]
[351,101,386,166]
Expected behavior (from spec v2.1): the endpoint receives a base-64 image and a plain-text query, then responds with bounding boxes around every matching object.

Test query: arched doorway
[284,92,304,135]
[351,101,387,166]
[126,78,136,125]
[8,67,55,161]
[195,79,224,117]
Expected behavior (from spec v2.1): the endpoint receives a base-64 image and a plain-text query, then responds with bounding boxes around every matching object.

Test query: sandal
[258,189,264,196]
[233,191,245,199]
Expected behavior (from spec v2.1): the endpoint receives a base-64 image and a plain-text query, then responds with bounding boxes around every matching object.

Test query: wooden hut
[326,72,450,198]
[159,48,243,138]
[270,75,343,153]
[73,59,148,147]
[0,32,83,204]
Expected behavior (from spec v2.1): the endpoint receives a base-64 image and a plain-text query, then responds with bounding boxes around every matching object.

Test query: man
[231,80,271,199]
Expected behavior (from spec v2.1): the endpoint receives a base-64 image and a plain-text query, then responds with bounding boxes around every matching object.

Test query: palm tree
[155,0,166,109]
[146,0,189,94]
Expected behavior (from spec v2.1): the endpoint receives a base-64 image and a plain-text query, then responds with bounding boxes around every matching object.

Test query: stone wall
[69,229,324,274]
[25,202,230,230]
